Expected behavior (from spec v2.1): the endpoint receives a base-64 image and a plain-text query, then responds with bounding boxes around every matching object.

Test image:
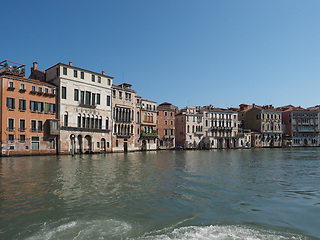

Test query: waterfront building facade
[239,104,282,147]
[140,99,158,150]
[112,83,140,152]
[157,102,178,149]
[45,62,113,154]
[279,105,319,147]
[201,106,239,149]
[175,106,204,149]
[0,60,58,156]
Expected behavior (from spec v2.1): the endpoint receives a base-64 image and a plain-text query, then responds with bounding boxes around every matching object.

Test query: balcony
[115,132,133,138]
[141,130,158,138]
[7,127,15,132]
[78,102,97,109]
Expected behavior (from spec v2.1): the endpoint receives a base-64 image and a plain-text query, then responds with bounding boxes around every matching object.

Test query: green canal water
[0,148,319,239]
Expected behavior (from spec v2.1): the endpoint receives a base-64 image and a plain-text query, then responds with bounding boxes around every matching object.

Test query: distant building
[0,60,58,156]
[175,106,204,149]
[45,62,113,154]
[157,102,178,149]
[201,106,239,149]
[239,104,282,147]
[140,99,158,150]
[278,105,319,147]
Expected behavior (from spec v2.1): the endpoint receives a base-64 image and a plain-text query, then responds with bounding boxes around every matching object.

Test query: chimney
[33,62,38,70]
[69,61,73,66]
[102,71,105,75]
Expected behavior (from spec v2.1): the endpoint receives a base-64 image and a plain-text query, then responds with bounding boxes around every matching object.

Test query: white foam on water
[27,219,132,240]
[137,225,309,240]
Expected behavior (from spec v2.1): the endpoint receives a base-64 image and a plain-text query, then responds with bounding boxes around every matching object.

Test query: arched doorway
[101,138,106,152]
[84,135,92,153]
[78,135,83,153]
[70,134,75,155]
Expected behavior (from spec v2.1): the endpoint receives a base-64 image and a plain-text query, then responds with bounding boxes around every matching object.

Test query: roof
[46,62,114,79]
[1,74,57,88]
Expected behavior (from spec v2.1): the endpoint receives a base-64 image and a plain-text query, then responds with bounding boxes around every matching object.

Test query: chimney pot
[33,62,38,70]
[69,61,73,66]
[102,71,105,75]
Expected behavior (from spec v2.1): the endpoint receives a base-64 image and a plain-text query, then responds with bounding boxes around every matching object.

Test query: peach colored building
[112,83,141,152]
[0,60,58,156]
[157,102,178,149]
[140,99,158,150]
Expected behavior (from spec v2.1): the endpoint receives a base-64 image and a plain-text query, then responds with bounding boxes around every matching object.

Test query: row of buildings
[1,60,319,156]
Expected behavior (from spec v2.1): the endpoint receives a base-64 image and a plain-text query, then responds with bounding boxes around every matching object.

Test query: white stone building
[45,62,113,154]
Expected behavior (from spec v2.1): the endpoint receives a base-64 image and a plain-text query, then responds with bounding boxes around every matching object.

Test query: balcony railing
[141,130,158,138]
[78,102,97,109]
[0,60,25,77]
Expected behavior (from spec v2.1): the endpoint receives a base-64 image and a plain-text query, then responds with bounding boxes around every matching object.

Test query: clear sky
[2,0,320,109]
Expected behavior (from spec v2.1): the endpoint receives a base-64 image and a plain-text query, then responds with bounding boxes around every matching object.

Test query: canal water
[0,148,319,239]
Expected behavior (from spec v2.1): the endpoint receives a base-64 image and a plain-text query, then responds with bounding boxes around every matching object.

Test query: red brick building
[0,60,59,156]
[157,102,178,149]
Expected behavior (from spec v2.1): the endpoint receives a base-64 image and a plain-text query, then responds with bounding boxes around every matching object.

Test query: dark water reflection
[0,148,319,239]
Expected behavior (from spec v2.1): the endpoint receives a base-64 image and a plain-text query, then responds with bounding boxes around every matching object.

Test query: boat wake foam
[137,225,309,240]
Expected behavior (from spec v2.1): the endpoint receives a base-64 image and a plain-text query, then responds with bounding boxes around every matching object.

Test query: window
[119,91,122,99]
[74,70,78,78]
[31,86,36,91]
[77,115,81,127]
[165,120,168,125]
[7,97,15,110]
[170,120,173,125]
[98,76,101,83]
[8,134,15,142]
[19,119,26,131]
[31,136,40,149]
[116,140,118,147]
[8,118,15,131]
[170,112,173,117]
[92,75,95,82]
[38,120,43,132]
[38,87,42,92]
[49,139,55,149]
[51,89,55,94]
[170,129,174,135]
[74,89,79,101]
[19,135,26,142]
[20,83,25,90]
[63,67,67,75]
[164,111,168,116]
[106,95,111,106]
[107,142,110,148]
[19,99,26,111]
[62,86,67,99]
[45,88,49,94]
[85,91,91,105]
[97,93,100,105]
[64,113,68,127]
[92,93,96,105]
[97,141,100,148]
[81,71,84,79]
[49,103,56,113]
[9,81,14,88]
[164,129,168,135]
[108,79,111,86]
[105,118,109,129]
[31,120,37,132]
[80,91,84,104]
[30,101,37,112]
[112,90,116,98]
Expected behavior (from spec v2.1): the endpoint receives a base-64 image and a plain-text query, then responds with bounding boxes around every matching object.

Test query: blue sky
[2,0,320,109]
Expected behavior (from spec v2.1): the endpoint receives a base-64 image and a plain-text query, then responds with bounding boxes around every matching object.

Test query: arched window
[63,112,68,127]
